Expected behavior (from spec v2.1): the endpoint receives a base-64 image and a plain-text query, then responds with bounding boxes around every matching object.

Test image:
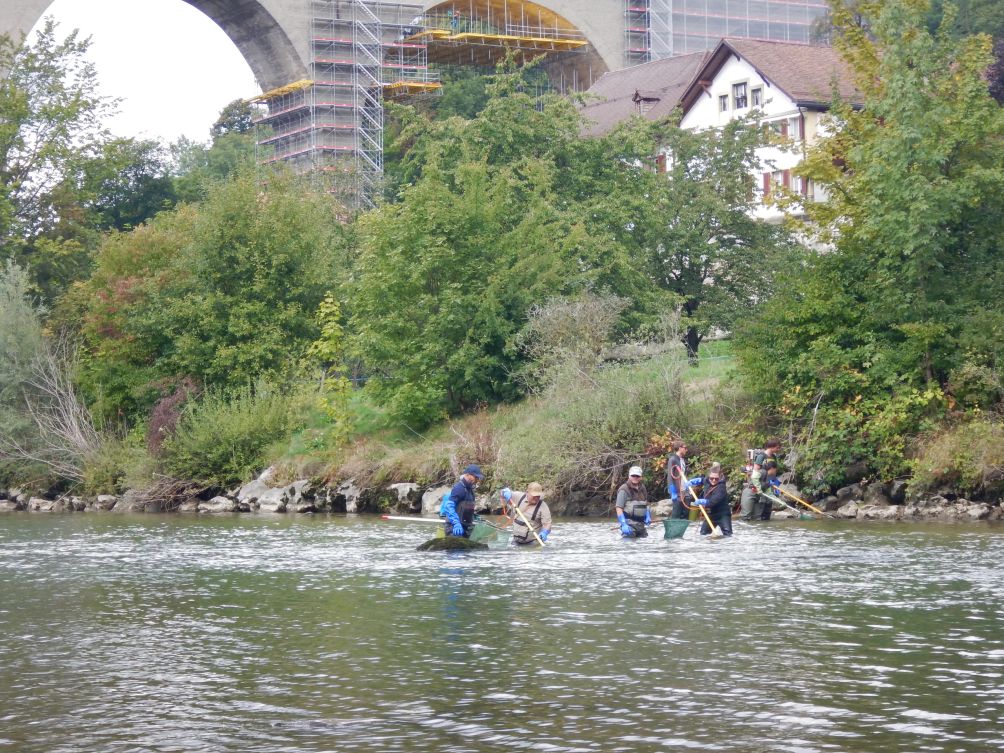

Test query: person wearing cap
[442,464,483,538]
[615,466,650,538]
[500,483,552,546]
[696,462,733,536]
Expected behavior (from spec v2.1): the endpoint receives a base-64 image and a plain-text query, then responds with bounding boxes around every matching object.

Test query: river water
[0,514,1002,753]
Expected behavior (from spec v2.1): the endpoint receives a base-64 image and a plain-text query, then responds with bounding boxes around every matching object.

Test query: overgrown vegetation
[1,2,1002,503]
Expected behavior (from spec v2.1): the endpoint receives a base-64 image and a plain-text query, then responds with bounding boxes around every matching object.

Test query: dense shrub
[161,384,308,487]
[909,418,1004,499]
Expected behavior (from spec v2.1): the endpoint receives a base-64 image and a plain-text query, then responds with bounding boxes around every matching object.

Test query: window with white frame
[719,94,728,112]
[733,82,748,109]
[751,87,762,107]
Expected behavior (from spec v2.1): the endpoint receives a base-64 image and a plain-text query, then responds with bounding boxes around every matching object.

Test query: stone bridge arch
[4,1,624,92]
[2,0,310,91]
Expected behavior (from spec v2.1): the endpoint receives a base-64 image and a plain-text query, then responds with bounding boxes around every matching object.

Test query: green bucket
[663,519,689,540]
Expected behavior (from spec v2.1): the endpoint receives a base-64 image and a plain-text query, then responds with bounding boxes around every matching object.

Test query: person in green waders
[741,438,782,521]
[500,482,552,546]
[616,466,650,538]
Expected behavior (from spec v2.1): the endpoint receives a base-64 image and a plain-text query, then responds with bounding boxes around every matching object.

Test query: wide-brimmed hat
[526,482,543,498]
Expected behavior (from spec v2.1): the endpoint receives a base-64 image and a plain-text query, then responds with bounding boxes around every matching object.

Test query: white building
[677,38,859,222]
[582,38,861,222]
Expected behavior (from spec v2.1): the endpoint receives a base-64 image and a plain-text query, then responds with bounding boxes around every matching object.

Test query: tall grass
[495,350,704,494]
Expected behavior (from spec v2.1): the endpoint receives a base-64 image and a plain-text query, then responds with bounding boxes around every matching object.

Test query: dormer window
[733,82,748,109]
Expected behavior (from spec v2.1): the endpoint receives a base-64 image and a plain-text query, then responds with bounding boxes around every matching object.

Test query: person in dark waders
[442,464,483,538]
[616,466,650,538]
[696,463,733,537]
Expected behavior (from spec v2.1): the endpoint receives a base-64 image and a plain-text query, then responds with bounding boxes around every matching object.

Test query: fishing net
[469,519,512,546]
[663,519,689,539]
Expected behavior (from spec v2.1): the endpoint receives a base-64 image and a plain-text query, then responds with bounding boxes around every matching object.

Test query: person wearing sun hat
[615,465,650,538]
[500,482,552,546]
[441,464,483,538]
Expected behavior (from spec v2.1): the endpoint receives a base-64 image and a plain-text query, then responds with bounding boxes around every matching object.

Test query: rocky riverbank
[1,470,1001,523]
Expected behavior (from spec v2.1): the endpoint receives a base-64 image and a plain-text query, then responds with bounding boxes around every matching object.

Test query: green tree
[77,168,348,421]
[170,132,256,204]
[573,115,795,358]
[0,19,115,265]
[736,0,1004,483]
[350,69,648,425]
[0,260,45,482]
[211,98,257,138]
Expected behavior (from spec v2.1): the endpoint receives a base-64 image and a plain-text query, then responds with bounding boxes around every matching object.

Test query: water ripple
[0,514,1002,752]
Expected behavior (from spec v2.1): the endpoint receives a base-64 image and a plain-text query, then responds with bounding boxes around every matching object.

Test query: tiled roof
[580,40,862,138]
[721,38,862,106]
[579,52,709,137]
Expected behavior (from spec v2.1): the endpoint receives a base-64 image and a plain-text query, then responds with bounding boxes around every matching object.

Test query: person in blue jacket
[442,464,483,538]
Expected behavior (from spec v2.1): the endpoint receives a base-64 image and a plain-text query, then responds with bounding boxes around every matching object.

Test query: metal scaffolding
[624,0,652,65]
[253,0,440,209]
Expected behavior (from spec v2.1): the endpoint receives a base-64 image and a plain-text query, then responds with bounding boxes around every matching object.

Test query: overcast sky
[35,0,260,145]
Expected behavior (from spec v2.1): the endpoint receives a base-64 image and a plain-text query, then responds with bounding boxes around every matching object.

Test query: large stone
[861,483,892,507]
[835,483,863,502]
[177,498,201,513]
[94,494,119,511]
[836,501,859,519]
[288,480,316,513]
[257,486,287,513]
[388,482,422,513]
[421,485,452,516]
[67,496,86,512]
[329,478,362,513]
[28,497,53,512]
[652,498,673,518]
[237,478,271,505]
[201,496,237,513]
[889,479,908,504]
[0,500,22,512]
[964,502,991,521]
[820,495,840,512]
[858,504,900,521]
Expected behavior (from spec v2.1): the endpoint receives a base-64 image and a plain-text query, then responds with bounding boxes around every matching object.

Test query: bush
[81,434,156,495]
[161,383,308,487]
[496,351,693,494]
[909,418,1004,499]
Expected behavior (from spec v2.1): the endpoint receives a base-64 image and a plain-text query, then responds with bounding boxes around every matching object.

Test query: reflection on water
[1,514,1002,752]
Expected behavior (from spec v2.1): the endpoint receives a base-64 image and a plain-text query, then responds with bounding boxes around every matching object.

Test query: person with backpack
[740,438,782,520]
[441,464,483,538]
[616,466,650,538]
[500,483,551,546]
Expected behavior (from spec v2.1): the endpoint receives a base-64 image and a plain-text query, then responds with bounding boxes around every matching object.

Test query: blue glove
[539,529,549,542]
[644,508,651,525]
[669,487,679,501]
[689,477,703,486]
[769,478,780,487]
[772,487,780,497]
[501,487,513,502]
[451,520,465,537]
[617,512,632,536]
[695,498,708,507]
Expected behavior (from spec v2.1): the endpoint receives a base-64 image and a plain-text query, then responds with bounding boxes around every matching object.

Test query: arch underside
[422,0,608,90]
